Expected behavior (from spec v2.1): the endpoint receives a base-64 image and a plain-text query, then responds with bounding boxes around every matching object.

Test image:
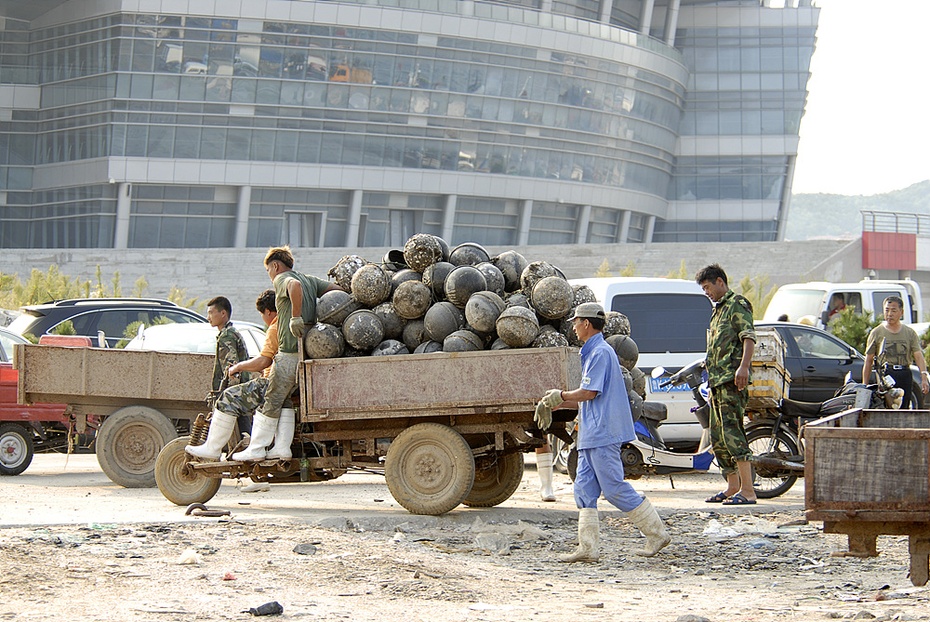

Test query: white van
[570,277,712,449]
[762,279,923,330]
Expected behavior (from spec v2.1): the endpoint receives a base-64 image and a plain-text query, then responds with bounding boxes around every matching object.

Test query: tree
[594,259,612,278]
[829,307,879,354]
[665,260,688,280]
[736,275,778,320]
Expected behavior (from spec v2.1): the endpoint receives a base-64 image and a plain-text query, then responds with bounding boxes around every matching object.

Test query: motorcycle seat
[780,398,823,419]
[642,401,668,422]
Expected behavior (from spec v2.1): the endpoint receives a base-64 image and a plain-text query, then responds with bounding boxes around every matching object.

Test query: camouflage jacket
[705,289,756,388]
[212,322,251,392]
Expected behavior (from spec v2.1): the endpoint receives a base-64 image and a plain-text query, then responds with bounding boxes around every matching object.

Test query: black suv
[9,298,206,347]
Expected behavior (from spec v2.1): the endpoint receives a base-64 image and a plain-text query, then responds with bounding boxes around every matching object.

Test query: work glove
[289,316,306,339]
[540,389,564,409]
[534,401,553,431]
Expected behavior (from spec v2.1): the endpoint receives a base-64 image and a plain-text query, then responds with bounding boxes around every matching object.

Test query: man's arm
[557,388,598,410]
[287,279,303,319]
[735,337,754,391]
[229,354,272,376]
[863,353,874,385]
[913,349,930,394]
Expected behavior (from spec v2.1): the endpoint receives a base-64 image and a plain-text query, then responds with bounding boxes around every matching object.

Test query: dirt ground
[0,455,927,622]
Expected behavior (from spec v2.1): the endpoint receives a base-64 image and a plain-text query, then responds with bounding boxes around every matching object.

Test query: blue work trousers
[574,443,644,512]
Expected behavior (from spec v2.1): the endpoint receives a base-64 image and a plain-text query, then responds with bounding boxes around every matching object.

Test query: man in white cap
[535,302,670,562]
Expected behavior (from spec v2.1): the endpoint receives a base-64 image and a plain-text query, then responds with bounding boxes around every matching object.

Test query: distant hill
[785,180,930,240]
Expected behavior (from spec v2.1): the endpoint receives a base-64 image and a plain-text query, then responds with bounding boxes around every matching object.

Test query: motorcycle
[559,357,717,482]
[746,367,903,498]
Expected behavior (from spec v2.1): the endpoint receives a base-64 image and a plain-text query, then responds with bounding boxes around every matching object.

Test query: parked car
[8,298,207,348]
[124,322,266,357]
[757,322,923,408]
[0,327,73,475]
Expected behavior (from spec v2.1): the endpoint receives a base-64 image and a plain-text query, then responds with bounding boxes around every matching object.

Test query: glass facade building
[0,0,818,249]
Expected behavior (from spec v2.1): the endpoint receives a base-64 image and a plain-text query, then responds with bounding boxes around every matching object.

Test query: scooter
[562,358,717,482]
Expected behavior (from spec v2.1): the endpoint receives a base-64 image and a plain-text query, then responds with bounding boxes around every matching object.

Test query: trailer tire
[96,406,178,488]
[385,423,475,515]
[0,423,35,476]
[155,437,221,506]
[462,452,524,507]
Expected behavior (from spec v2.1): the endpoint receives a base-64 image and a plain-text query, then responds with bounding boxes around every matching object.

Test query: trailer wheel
[155,437,221,506]
[0,423,35,476]
[96,406,178,488]
[462,452,524,508]
[385,423,475,515]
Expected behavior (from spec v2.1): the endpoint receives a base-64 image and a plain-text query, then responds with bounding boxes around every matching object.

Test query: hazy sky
[791,0,929,196]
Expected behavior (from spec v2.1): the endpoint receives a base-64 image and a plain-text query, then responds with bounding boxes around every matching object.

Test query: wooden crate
[752,328,786,367]
[747,361,791,410]
[804,408,930,586]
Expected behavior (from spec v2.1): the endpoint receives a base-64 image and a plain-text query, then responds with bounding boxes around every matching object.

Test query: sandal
[705,491,729,503]
[722,492,757,505]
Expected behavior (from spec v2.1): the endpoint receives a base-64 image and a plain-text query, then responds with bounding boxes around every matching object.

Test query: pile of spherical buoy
[308,232,647,412]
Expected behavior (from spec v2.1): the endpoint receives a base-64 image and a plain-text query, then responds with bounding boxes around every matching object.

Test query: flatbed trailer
[155,347,581,515]
[16,343,212,487]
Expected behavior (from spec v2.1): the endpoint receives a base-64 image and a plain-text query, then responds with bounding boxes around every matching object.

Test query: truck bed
[300,347,581,422]
[15,344,212,416]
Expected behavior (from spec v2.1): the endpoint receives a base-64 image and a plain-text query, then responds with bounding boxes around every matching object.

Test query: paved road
[1,453,805,528]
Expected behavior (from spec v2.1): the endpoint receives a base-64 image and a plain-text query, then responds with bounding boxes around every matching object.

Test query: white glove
[540,389,564,409]
[289,316,306,339]
[534,402,553,430]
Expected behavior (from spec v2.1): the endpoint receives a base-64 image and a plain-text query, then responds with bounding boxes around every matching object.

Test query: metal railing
[861,210,930,236]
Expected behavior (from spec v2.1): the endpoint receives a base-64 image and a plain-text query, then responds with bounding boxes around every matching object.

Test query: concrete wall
[1,239,881,325]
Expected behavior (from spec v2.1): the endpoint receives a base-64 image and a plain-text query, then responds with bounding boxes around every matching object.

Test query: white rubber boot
[537,452,556,502]
[559,508,599,563]
[185,410,236,460]
[266,408,296,460]
[627,497,671,557]
[231,412,277,462]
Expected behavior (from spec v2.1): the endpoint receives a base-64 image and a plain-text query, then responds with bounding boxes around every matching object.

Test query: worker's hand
[289,316,306,339]
[226,363,240,379]
[534,402,553,431]
[540,389,564,409]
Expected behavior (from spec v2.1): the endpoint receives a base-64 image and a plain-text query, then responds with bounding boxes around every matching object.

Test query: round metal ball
[444,265,487,308]
[422,261,455,300]
[603,311,632,337]
[630,366,647,399]
[342,309,385,351]
[532,325,570,348]
[413,340,443,354]
[491,251,528,293]
[476,262,505,296]
[464,291,505,334]
[606,334,639,370]
[371,339,410,356]
[520,261,560,296]
[390,268,421,294]
[403,233,443,272]
[572,285,598,306]
[531,276,574,320]
[303,323,345,359]
[372,302,406,340]
[327,255,367,291]
[350,264,391,307]
[443,329,484,352]
[423,301,465,342]
[495,306,540,348]
[392,280,432,320]
[449,242,490,266]
[401,319,428,351]
[317,290,361,327]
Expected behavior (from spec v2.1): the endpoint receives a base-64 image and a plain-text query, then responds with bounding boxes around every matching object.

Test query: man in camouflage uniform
[186,291,274,460]
[206,296,251,395]
[696,264,758,505]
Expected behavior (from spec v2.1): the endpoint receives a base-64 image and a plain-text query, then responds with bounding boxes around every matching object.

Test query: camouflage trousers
[215,352,298,420]
[708,381,751,476]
